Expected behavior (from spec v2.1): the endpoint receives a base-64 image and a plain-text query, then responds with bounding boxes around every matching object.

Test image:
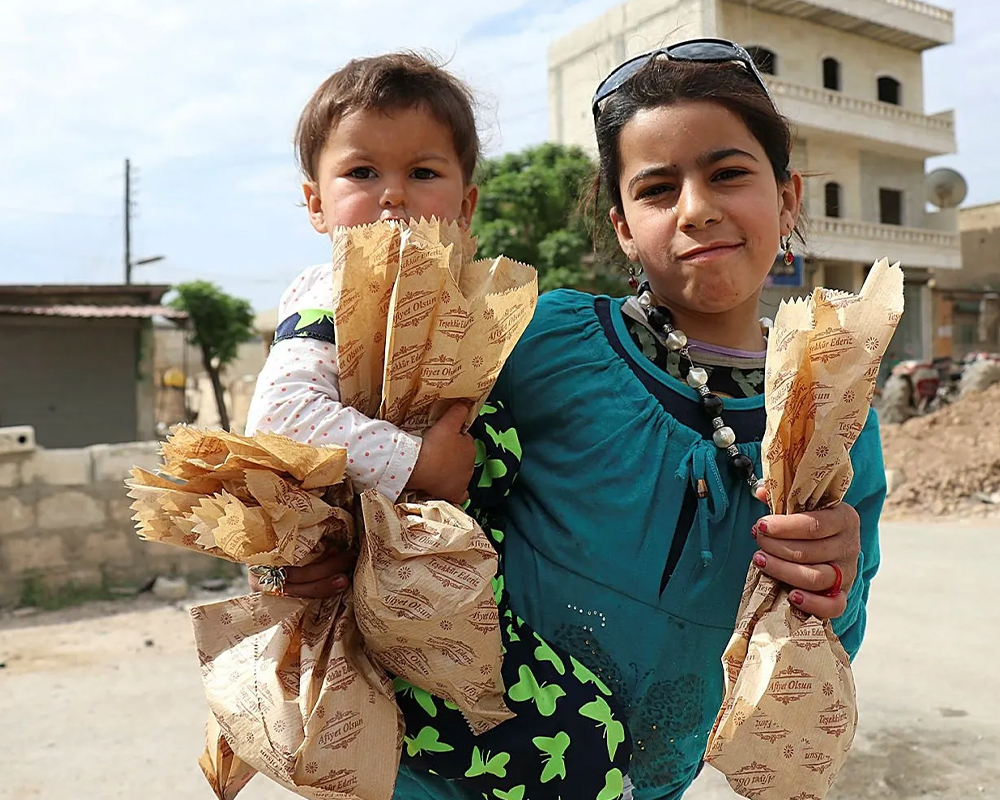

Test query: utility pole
[122,159,165,283]
[124,158,132,284]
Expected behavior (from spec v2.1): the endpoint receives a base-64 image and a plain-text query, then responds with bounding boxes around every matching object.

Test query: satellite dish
[925,167,968,209]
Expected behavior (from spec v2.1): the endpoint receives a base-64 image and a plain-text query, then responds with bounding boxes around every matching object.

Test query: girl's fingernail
[757,520,769,535]
[752,552,767,568]
[332,576,349,591]
[751,525,758,539]
[790,591,805,605]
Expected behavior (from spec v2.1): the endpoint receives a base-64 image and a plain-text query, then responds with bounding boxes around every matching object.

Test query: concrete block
[0,426,36,456]
[0,496,35,537]
[37,491,106,530]
[91,442,161,483]
[2,534,68,573]
[82,531,136,568]
[0,461,21,489]
[24,448,93,486]
[108,496,138,526]
[152,575,188,600]
[65,567,105,588]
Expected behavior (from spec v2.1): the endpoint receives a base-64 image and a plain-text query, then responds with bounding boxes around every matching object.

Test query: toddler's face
[304,105,477,233]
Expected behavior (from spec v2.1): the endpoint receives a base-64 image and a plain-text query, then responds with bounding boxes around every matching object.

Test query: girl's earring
[626,264,639,290]
[781,235,794,266]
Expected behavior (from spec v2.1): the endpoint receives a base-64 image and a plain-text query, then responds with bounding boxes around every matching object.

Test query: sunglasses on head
[591,38,773,123]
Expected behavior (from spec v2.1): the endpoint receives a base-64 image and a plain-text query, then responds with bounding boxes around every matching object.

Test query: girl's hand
[248,545,357,598]
[751,488,860,619]
[406,402,476,505]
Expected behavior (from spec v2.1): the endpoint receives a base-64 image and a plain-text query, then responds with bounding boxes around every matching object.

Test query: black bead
[637,280,651,297]
[646,306,671,331]
[700,393,724,417]
[730,453,754,474]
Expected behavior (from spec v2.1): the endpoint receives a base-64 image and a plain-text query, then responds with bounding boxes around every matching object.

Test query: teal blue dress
[394,290,886,800]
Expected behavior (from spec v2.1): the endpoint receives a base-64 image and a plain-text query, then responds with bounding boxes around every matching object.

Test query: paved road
[1,519,997,800]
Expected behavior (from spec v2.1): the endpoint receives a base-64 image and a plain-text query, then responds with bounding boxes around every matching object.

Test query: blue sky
[0,0,992,311]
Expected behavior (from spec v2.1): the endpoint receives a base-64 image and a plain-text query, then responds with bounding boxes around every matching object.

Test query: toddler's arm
[245,264,418,500]
[246,264,473,503]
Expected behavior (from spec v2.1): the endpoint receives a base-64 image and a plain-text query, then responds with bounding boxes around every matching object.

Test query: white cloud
[0,0,615,302]
[2,0,996,307]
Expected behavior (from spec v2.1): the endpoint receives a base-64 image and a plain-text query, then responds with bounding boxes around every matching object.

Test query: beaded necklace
[636,281,766,494]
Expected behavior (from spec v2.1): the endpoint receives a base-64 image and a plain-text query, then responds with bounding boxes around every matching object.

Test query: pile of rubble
[879,381,1000,518]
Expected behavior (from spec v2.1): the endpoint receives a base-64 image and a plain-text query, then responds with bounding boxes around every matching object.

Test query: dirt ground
[2,517,998,800]
[880,382,1000,520]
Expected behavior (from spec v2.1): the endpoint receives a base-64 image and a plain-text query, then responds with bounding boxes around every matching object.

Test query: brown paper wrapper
[127,428,407,800]
[193,592,402,800]
[333,218,538,432]
[200,714,258,799]
[333,218,536,731]
[354,490,510,734]
[705,259,904,799]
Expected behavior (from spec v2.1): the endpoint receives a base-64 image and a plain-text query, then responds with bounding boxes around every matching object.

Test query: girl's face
[610,100,801,322]
[304,105,478,233]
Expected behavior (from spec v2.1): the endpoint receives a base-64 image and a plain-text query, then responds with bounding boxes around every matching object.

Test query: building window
[878,76,901,105]
[879,188,903,225]
[746,46,777,76]
[823,57,841,91]
[824,182,842,218]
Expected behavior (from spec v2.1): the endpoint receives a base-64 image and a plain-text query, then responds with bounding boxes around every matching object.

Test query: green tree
[472,143,623,295]
[169,281,257,431]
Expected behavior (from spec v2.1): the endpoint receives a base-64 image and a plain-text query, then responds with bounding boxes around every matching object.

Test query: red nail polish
[790,591,804,605]
[751,525,758,539]
[753,552,766,568]
[757,520,769,535]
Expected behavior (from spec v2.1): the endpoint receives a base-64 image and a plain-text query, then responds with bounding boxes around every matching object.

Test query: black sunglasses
[591,38,773,122]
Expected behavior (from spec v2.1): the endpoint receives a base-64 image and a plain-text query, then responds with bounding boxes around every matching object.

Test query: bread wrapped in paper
[335,218,537,732]
[126,219,537,799]
[128,429,403,800]
[704,258,904,799]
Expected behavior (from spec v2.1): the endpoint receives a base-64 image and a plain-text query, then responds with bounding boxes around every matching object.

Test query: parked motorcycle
[877,353,1000,423]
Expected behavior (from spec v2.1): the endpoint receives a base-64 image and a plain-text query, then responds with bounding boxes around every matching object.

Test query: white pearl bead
[686,367,709,388]
[713,426,736,448]
[665,330,688,351]
[759,317,774,330]
[638,292,652,308]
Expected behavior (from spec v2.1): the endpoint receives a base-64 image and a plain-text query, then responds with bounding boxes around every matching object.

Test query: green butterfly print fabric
[394,402,633,799]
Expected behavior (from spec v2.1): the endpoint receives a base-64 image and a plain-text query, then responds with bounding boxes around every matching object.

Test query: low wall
[0,441,238,609]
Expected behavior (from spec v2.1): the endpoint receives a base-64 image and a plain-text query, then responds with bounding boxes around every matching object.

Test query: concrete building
[0,284,185,448]
[548,0,961,367]
[929,202,1000,359]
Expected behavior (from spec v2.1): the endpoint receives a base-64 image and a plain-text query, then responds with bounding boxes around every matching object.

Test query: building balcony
[766,78,956,158]
[807,217,961,270]
[744,0,952,51]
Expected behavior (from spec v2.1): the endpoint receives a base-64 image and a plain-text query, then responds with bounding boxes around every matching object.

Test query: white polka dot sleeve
[245,263,421,502]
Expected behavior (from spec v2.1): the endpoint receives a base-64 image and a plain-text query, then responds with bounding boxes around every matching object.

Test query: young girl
[257,42,885,800]
[246,52,632,800]
[389,40,885,800]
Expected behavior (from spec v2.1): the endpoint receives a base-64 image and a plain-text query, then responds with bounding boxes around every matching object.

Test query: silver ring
[249,565,287,596]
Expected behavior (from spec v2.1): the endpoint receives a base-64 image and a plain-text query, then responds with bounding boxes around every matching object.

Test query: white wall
[548,0,713,150]
[719,2,926,110]
[858,150,927,227]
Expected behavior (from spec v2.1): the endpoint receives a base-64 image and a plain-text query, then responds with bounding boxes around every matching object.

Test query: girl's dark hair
[585,57,798,247]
